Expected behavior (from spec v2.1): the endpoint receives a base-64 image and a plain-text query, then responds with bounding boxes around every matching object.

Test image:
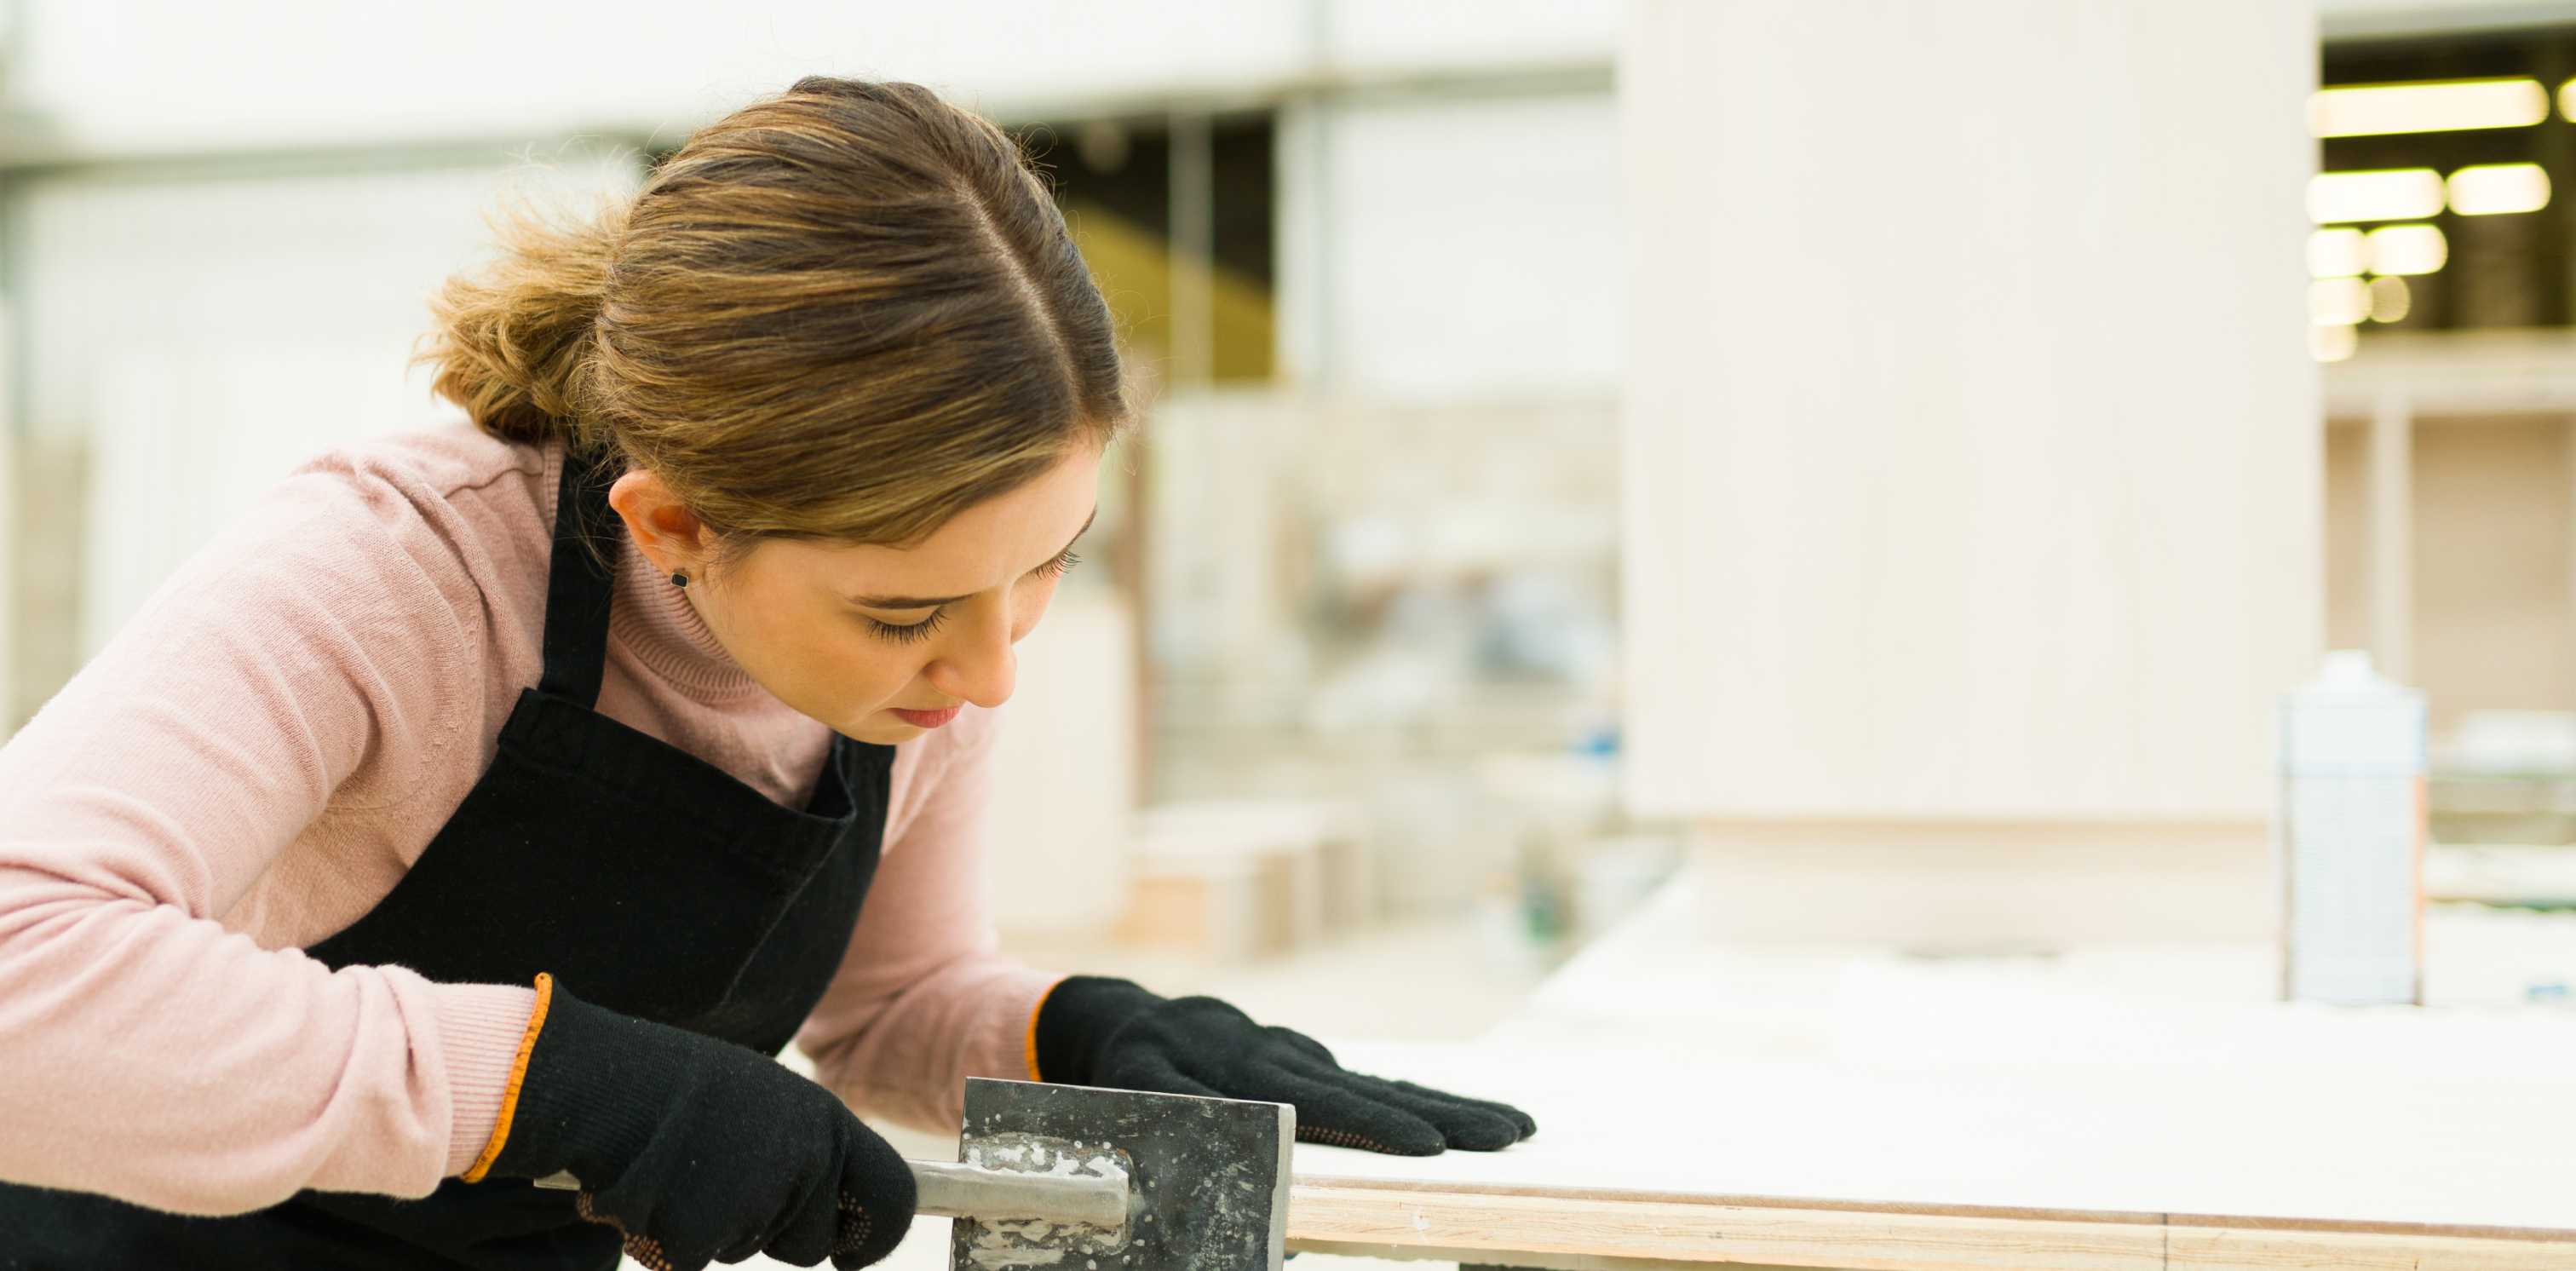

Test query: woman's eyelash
[863,552,1078,644]
[865,608,950,645]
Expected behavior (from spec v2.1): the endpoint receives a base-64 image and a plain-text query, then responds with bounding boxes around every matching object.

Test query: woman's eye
[860,552,1075,644]
[865,608,949,645]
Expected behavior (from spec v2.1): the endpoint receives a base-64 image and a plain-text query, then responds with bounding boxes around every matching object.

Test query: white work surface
[1285,871,2576,1269]
[745,871,2576,1271]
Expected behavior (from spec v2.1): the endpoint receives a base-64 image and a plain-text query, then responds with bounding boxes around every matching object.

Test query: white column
[1166,110,1216,391]
[986,595,1136,936]
[1620,1,2321,940]
[2368,392,2414,683]
[0,286,14,733]
[1272,99,1332,392]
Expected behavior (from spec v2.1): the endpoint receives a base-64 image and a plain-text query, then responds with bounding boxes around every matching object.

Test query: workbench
[1286,871,2576,1270]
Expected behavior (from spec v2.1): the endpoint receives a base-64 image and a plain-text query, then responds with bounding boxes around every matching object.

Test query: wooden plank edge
[2165,1226,2576,1271]
[1297,1172,2163,1227]
[1294,1171,2576,1244]
[1288,1183,2154,1270]
[1286,1182,2573,1271]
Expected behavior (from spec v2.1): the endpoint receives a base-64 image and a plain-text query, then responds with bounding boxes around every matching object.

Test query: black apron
[0,451,898,1271]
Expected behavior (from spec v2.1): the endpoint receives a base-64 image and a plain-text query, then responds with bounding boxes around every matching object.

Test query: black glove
[1032,975,1537,1157]
[471,975,916,1270]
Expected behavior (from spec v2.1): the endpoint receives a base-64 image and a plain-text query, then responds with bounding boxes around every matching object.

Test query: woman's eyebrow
[849,509,1098,609]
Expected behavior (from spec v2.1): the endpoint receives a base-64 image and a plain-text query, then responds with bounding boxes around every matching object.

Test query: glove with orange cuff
[468,975,917,1271]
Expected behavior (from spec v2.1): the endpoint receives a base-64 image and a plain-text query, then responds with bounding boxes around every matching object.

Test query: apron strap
[538,449,618,708]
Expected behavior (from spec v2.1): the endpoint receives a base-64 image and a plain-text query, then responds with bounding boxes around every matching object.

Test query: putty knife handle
[532,1161,1129,1231]
[909,1159,1129,1229]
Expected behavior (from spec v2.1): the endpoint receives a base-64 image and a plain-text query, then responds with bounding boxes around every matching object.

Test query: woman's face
[609,447,1102,744]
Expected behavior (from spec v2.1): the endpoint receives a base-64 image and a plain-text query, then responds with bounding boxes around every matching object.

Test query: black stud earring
[670,570,690,589]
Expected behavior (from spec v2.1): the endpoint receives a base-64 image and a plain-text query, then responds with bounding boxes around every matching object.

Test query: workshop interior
[2,3,2572,1269]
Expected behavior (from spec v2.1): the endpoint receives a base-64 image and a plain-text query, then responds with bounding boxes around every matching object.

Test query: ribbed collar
[542,441,763,703]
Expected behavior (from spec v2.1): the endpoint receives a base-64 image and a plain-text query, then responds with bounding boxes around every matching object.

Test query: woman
[0,78,1531,1271]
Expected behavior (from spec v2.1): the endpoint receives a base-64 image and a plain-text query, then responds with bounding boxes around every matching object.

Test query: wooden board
[1290,1039,2573,1260]
[1279,871,2576,1268]
[1288,1186,2574,1271]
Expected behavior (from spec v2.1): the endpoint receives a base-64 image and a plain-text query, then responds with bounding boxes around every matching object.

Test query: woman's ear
[605,469,715,578]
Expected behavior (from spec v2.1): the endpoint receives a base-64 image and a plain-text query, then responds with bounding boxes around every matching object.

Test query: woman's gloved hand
[1032,976,1537,1156]
[468,975,916,1270]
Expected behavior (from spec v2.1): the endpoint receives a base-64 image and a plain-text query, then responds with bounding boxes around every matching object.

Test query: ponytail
[415,195,629,453]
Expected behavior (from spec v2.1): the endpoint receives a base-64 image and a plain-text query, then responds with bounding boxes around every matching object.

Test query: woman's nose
[925,607,1016,709]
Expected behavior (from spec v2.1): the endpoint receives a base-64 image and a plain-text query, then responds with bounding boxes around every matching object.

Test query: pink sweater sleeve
[0,457,535,1215]
[795,707,1061,1134]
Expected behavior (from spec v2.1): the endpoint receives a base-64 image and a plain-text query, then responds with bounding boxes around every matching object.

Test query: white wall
[20,1,1627,423]
[1320,0,1618,71]
[14,1,1618,158]
[0,290,14,721]
[19,155,639,653]
[2320,0,2576,37]
[1621,0,2322,824]
[1291,92,1622,400]
[984,595,1136,935]
[12,3,1294,154]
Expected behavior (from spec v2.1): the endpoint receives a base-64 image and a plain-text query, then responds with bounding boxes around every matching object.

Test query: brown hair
[417,77,1133,554]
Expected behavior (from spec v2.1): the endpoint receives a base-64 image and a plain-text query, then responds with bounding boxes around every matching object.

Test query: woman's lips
[889,705,962,729]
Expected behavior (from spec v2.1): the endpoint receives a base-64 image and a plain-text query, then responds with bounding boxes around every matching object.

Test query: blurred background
[0,0,1643,1040]
[12,0,2576,1196]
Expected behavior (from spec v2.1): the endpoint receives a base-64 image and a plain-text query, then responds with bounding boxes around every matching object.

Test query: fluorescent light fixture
[2309,169,2445,223]
[2311,323,2359,363]
[2365,223,2448,276]
[2309,227,2368,278]
[2447,162,2550,216]
[2368,275,2412,324]
[2309,278,2371,325]
[2311,78,2546,137]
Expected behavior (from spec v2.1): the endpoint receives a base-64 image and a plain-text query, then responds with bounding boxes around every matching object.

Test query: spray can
[2278,650,2427,1006]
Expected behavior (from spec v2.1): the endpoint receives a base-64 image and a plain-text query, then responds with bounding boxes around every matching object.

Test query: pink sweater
[0,426,1060,1216]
